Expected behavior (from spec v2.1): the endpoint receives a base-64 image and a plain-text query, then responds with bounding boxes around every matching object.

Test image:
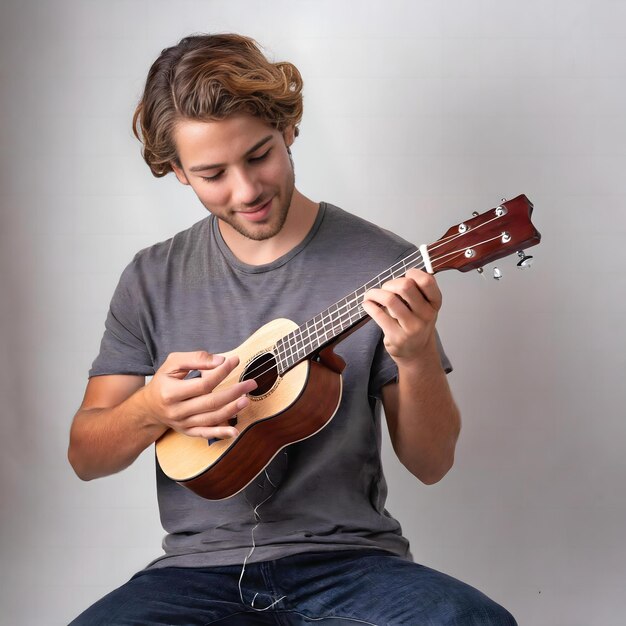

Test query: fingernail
[211,354,225,364]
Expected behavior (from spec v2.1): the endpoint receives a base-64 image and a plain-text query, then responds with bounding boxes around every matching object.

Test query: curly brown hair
[132,34,304,177]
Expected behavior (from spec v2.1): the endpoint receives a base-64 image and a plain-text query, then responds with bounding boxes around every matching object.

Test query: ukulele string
[239,252,431,381]
[239,216,506,383]
[425,210,506,255]
[274,214,505,369]
[429,232,506,266]
[273,215,508,370]
[242,251,429,381]
[428,214,507,263]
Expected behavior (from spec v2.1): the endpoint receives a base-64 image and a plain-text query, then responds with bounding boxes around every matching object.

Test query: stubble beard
[225,163,295,242]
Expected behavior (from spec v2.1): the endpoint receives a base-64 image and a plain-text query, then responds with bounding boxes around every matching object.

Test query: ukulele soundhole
[241,352,279,397]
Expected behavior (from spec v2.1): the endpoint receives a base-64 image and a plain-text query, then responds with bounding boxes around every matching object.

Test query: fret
[274,248,425,375]
[286,333,296,361]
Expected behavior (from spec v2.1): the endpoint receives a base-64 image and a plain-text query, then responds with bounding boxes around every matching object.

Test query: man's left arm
[362,268,461,484]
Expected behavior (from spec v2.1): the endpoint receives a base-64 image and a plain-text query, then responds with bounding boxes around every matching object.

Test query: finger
[380,282,433,324]
[184,424,240,440]
[177,379,255,419]
[162,351,226,379]
[179,394,251,430]
[172,372,256,404]
[375,273,442,321]
[155,356,257,420]
[173,356,254,402]
[199,355,243,387]
[405,269,443,310]
[378,274,437,309]
[361,298,401,338]
[364,287,417,329]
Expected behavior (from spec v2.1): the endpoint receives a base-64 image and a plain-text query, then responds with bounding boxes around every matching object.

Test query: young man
[68,34,516,625]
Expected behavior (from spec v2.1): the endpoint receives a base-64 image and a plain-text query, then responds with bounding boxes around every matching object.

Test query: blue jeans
[69,550,517,625]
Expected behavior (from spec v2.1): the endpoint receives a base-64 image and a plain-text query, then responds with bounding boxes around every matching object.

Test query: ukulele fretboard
[274,248,426,374]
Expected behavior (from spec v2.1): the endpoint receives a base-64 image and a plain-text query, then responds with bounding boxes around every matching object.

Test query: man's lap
[69,549,517,625]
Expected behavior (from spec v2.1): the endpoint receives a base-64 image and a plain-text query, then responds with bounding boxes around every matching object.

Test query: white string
[246,212,508,381]
[276,255,425,369]
[278,211,508,365]
[237,458,288,612]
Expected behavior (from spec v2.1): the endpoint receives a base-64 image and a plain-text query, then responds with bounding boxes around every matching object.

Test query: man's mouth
[237,198,273,222]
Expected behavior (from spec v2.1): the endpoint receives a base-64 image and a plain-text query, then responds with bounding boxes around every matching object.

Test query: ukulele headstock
[428,195,541,274]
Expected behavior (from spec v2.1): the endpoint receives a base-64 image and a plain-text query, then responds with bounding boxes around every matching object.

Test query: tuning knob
[493,267,503,280]
[476,267,486,279]
[516,250,533,269]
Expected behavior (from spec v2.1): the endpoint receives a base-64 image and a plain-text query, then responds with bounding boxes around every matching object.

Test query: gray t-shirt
[90,202,452,568]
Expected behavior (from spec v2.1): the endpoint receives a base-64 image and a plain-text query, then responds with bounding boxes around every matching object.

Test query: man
[68,33,516,625]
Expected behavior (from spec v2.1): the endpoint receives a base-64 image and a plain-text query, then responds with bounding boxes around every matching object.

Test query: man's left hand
[361,268,442,365]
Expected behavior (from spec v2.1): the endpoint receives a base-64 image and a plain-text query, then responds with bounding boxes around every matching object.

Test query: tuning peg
[516,250,533,269]
[472,211,479,217]
[476,267,486,279]
[493,267,503,280]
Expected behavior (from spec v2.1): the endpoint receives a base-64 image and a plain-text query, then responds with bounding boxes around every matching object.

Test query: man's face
[171,114,295,242]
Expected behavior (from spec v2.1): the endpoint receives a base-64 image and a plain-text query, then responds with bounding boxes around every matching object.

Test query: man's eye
[201,171,223,182]
[250,148,271,162]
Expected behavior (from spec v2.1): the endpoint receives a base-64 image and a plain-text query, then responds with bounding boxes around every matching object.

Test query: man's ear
[171,163,190,186]
[282,125,296,148]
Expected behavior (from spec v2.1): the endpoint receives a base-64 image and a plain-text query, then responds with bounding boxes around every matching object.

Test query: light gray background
[1,1,624,624]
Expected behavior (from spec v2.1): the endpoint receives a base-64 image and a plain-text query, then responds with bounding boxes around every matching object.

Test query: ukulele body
[155,318,344,500]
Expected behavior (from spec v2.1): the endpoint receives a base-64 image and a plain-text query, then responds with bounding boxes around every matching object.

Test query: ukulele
[155,194,541,500]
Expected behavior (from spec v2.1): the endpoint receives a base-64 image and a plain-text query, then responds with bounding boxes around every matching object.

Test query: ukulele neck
[274,248,426,374]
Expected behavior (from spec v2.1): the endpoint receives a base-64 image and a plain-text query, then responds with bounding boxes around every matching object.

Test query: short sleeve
[88,257,155,378]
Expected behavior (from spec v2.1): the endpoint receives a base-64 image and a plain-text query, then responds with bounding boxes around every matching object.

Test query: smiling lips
[237,198,273,222]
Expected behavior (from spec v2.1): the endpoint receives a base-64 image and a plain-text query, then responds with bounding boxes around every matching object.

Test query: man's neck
[218,189,319,266]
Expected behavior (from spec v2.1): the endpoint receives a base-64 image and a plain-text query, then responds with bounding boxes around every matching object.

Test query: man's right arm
[68,351,257,481]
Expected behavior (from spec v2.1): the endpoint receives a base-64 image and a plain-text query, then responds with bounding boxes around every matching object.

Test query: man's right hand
[68,351,257,481]
[141,351,257,440]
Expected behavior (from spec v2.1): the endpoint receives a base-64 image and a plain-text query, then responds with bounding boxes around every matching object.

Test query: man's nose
[232,168,263,207]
